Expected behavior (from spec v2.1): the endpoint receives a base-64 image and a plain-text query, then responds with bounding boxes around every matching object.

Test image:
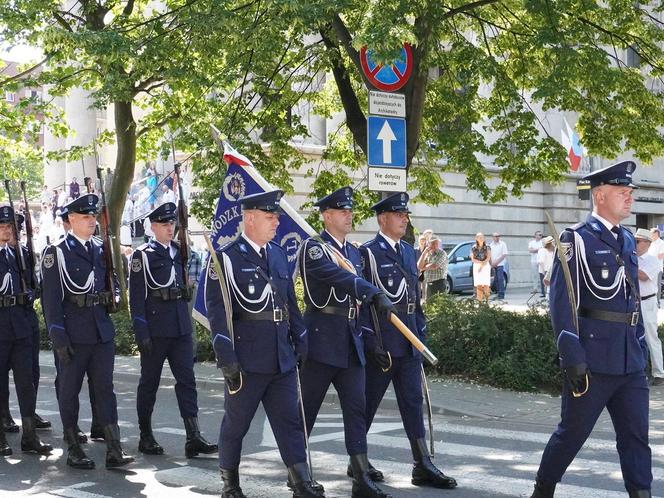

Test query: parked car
[443,241,510,293]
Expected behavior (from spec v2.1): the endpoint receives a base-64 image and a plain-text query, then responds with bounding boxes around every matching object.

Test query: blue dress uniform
[205,190,323,498]
[41,193,133,470]
[359,193,456,489]
[129,202,217,457]
[299,187,393,498]
[531,162,652,498]
[0,206,51,456]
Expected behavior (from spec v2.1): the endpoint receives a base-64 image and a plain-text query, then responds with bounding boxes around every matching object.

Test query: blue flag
[192,141,314,329]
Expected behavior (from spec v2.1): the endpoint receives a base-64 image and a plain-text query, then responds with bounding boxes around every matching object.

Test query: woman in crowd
[471,232,491,304]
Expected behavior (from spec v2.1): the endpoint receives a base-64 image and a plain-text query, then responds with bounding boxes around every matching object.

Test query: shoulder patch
[43,253,55,269]
[131,258,142,273]
[209,266,219,281]
[560,241,573,261]
[308,245,323,260]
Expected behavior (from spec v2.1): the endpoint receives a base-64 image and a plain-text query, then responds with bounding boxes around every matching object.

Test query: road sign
[368,167,407,192]
[360,44,413,92]
[367,116,406,168]
[369,91,406,118]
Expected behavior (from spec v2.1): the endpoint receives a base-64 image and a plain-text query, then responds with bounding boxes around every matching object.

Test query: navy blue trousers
[537,371,652,491]
[219,368,306,469]
[0,338,36,417]
[57,341,117,430]
[300,354,367,455]
[137,335,198,420]
[365,354,425,441]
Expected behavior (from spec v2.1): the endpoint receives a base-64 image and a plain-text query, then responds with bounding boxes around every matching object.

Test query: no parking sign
[360,44,413,92]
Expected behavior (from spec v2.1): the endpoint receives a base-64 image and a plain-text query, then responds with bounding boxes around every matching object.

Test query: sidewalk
[37,348,664,429]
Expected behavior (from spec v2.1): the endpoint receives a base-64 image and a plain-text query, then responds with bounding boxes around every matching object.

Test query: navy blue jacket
[205,236,307,375]
[300,231,380,368]
[41,234,115,348]
[0,245,33,341]
[359,234,426,358]
[129,239,192,342]
[550,214,647,375]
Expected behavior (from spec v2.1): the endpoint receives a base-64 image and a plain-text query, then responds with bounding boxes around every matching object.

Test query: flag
[561,118,583,172]
[192,131,315,330]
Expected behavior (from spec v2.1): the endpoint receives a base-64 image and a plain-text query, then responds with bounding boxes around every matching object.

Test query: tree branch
[123,0,135,17]
[441,0,501,21]
[0,57,49,88]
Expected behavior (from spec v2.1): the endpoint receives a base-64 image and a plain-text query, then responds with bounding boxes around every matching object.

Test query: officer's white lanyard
[55,245,94,295]
[221,252,272,312]
[573,231,625,303]
[365,247,408,302]
[300,239,351,309]
[141,248,176,290]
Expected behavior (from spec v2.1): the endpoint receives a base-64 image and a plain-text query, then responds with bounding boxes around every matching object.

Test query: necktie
[611,226,624,249]
[395,242,401,256]
[85,241,92,253]
[260,247,267,261]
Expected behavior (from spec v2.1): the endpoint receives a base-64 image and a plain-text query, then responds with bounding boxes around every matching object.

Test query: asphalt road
[1,370,662,498]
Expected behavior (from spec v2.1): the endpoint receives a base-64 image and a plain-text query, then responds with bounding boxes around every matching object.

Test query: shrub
[424,293,562,392]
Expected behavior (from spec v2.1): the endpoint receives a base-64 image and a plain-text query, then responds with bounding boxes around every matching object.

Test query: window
[5,92,14,102]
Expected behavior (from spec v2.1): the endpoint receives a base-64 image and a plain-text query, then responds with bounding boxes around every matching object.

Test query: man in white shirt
[490,233,508,300]
[528,231,543,293]
[648,227,664,301]
[636,228,664,386]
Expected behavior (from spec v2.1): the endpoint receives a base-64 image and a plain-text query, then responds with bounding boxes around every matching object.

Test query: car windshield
[442,243,456,256]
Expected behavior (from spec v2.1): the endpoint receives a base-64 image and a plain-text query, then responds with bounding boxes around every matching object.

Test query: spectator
[528,231,543,293]
[490,232,508,300]
[635,228,664,386]
[648,227,664,299]
[537,236,555,298]
[161,184,176,205]
[422,237,448,302]
[187,246,204,362]
[104,167,114,193]
[471,232,491,304]
[57,187,68,208]
[40,185,51,205]
[83,176,95,193]
[146,166,158,210]
[69,177,80,199]
[49,216,65,241]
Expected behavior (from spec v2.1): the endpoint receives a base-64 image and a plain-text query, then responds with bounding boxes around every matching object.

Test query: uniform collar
[378,231,400,251]
[70,232,92,247]
[591,212,618,232]
[323,230,345,251]
[241,233,266,256]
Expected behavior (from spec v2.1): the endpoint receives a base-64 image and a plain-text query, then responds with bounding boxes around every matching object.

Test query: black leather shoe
[220,468,247,498]
[530,479,556,498]
[89,421,104,441]
[103,424,134,468]
[287,462,325,497]
[347,460,384,482]
[183,417,217,457]
[64,428,95,469]
[349,453,392,498]
[76,425,88,444]
[628,491,651,498]
[1,414,19,433]
[34,413,52,430]
[138,415,164,455]
[410,438,456,489]
[0,425,12,456]
[20,417,52,455]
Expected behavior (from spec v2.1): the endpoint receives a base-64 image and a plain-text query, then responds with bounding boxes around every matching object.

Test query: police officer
[48,206,102,444]
[205,190,324,498]
[129,202,217,457]
[0,213,52,433]
[359,193,457,489]
[530,161,652,498]
[299,187,394,498]
[41,194,133,470]
[0,205,52,457]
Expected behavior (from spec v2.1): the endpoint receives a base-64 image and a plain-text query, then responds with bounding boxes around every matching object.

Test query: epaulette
[268,240,285,254]
[136,242,149,251]
[570,222,585,231]
[361,238,377,248]
[92,235,103,244]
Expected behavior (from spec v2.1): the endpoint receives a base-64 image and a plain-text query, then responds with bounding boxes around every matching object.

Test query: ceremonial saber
[204,232,243,395]
[369,304,392,372]
[421,365,434,456]
[295,365,314,481]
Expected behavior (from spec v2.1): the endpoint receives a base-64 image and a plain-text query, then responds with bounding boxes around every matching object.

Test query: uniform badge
[387,277,394,287]
[601,263,609,280]
[43,254,55,269]
[131,258,142,273]
[308,245,323,260]
[561,242,573,262]
[209,267,219,280]
[248,282,255,295]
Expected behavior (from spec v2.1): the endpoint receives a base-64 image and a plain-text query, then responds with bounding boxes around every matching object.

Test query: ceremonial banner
[192,130,315,329]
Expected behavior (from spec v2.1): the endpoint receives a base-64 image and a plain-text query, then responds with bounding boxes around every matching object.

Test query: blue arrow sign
[367,116,406,168]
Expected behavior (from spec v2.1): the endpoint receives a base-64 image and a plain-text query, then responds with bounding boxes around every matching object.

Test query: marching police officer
[205,190,324,498]
[0,205,52,457]
[530,161,652,498]
[129,202,217,457]
[41,193,133,470]
[359,193,457,489]
[299,187,394,498]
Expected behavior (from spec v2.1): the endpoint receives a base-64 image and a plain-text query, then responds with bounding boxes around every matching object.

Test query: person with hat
[41,193,134,470]
[359,192,457,490]
[0,205,52,458]
[129,202,217,458]
[205,190,324,498]
[536,236,555,298]
[530,161,652,498]
[634,228,664,386]
[298,186,395,498]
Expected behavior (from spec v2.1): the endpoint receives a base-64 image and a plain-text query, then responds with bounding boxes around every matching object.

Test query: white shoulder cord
[141,250,176,290]
[0,272,12,294]
[221,252,271,312]
[55,246,94,295]
[301,239,349,309]
[574,232,624,302]
[365,246,407,302]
